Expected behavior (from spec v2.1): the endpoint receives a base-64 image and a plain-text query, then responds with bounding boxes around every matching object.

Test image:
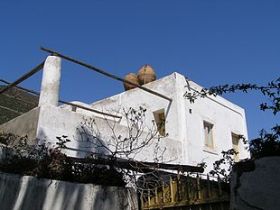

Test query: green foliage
[0,106,160,187]
[185,77,280,114]
[0,133,125,186]
[209,149,237,183]
[250,125,280,159]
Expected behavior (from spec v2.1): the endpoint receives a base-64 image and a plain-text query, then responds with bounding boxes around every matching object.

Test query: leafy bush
[249,125,280,159]
[0,133,125,186]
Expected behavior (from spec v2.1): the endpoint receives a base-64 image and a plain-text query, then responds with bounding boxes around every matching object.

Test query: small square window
[204,121,214,148]
[153,109,166,136]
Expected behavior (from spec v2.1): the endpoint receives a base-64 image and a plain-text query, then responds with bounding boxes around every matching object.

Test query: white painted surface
[1,65,249,171]
[0,107,40,144]
[0,172,138,210]
[88,73,249,171]
[36,105,182,162]
[184,80,249,173]
[39,56,61,107]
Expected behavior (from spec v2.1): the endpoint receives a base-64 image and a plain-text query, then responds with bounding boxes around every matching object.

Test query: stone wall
[230,157,280,210]
[0,172,138,210]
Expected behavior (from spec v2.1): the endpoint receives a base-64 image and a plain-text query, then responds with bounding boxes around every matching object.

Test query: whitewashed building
[0,56,250,172]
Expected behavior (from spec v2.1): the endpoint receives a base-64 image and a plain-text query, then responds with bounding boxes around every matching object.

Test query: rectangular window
[204,121,214,149]
[232,133,240,162]
[153,109,166,136]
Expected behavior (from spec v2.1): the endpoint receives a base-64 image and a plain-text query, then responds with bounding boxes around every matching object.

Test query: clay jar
[123,73,139,90]
[137,64,156,85]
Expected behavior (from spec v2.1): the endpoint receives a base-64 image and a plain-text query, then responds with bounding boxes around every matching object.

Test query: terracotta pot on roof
[137,64,156,85]
[123,73,139,91]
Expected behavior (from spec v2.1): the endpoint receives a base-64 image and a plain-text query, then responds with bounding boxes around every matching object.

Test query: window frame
[153,109,166,136]
[231,132,240,162]
[203,121,214,149]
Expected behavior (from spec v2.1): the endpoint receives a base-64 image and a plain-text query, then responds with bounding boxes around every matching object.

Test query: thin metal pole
[207,174,211,198]
[0,79,39,96]
[196,173,201,200]
[186,174,190,201]
[0,79,39,107]
[218,175,222,196]
[155,187,158,204]
[0,79,122,119]
[40,47,173,102]
[0,61,44,95]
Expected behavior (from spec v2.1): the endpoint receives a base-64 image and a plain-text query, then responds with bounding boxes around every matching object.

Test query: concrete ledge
[0,107,40,145]
[0,172,138,210]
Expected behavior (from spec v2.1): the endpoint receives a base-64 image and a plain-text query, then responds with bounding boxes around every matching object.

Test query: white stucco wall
[0,70,249,171]
[0,172,138,210]
[36,105,182,162]
[184,81,249,172]
[0,107,40,145]
[90,73,180,141]
[86,72,249,171]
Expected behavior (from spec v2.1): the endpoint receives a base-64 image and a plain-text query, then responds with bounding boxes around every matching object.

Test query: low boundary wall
[0,172,138,210]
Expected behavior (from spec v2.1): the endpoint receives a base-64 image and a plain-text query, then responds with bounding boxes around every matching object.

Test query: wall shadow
[0,172,22,210]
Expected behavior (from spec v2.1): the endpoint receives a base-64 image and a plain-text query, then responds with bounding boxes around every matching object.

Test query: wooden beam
[68,155,204,173]
[40,47,173,102]
[0,79,121,119]
[0,62,44,95]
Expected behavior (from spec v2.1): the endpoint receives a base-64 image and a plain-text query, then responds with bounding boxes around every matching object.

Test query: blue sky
[0,0,279,139]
